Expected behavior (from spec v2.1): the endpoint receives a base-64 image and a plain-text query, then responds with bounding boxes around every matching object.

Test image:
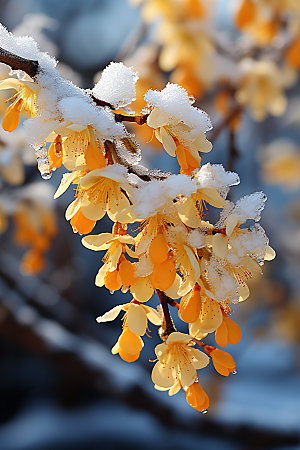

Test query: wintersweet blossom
[0,78,38,132]
[145,83,212,173]
[151,332,209,392]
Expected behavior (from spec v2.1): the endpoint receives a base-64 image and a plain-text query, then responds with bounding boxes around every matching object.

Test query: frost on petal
[96,304,127,323]
[92,62,139,109]
[127,303,147,336]
[212,234,228,259]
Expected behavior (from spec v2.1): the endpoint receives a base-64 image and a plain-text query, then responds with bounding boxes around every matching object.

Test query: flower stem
[156,289,176,337]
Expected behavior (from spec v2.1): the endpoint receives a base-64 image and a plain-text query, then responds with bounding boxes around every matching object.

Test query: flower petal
[212,233,228,259]
[65,197,81,221]
[225,214,245,236]
[81,197,106,221]
[167,332,192,345]
[177,197,202,228]
[82,233,115,250]
[144,306,161,326]
[265,245,276,261]
[96,303,127,323]
[189,348,210,369]
[127,303,147,336]
[130,276,154,302]
[183,245,200,280]
[151,360,176,389]
[201,188,225,208]
[164,274,182,299]
[95,264,109,287]
[111,245,122,270]
[160,127,176,157]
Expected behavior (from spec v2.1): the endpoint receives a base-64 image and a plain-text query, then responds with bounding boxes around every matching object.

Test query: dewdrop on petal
[34,144,52,179]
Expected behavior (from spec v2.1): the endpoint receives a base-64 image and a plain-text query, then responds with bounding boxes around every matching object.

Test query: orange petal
[176,145,188,170]
[118,259,137,286]
[211,349,235,371]
[180,284,202,323]
[151,258,176,291]
[118,348,140,362]
[119,327,143,355]
[70,209,96,234]
[285,34,300,69]
[20,249,45,275]
[2,98,22,132]
[149,233,169,265]
[215,319,228,347]
[186,382,209,412]
[104,269,121,291]
[212,360,230,377]
[223,315,242,345]
[48,134,62,169]
[85,144,107,170]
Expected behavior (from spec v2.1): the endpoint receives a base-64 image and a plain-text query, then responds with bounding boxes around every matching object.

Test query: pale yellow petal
[111,245,122,270]
[96,304,127,323]
[264,245,276,261]
[66,124,87,132]
[155,128,162,143]
[82,233,115,251]
[194,133,212,153]
[237,283,250,301]
[179,365,197,390]
[111,342,120,355]
[160,126,176,157]
[163,274,181,299]
[201,188,225,208]
[65,197,81,221]
[225,214,245,236]
[151,361,176,389]
[168,380,181,396]
[144,306,161,326]
[189,319,208,340]
[130,276,154,302]
[95,264,109,287]
[183,245,200,280]
[200,299,223,333]
[177,197,201,228]
[81,197,106,221]
[189,348,210,369]
[54,171,81,199]
[118,235,135,245]
[154,343,168,361]
[167,332,192,345]
[212,233,228,259]
[178,277,195,297]
[127,303,147,336]
[115,206,137,224]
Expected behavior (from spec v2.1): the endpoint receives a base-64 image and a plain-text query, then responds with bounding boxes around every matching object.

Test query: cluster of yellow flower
[0,45,276,412]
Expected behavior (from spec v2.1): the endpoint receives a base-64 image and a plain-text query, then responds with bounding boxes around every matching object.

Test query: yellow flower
[0,78,38,132]
[151,332,209,392]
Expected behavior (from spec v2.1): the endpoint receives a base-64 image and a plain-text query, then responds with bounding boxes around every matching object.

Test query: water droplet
[109,290,115,295]
[41,172,52,180]
[232,369,237,375]
[201,409,208,414]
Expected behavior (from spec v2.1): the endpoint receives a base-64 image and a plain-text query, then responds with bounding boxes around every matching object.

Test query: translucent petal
[111,245,122,270]
[160,127,176,157]
[189,319,208,340]
[212,349,235,370]
[215,320,228,347]
[265,245,276,261]
[118,235,135,245]
[151,361,176,389]
[225,214,245,236]
[223,315,242,345]
[212,234,228,259]
[119,327,143,354]
[237,283,250,301]
[177,197,201,228]
[183,245,200,280]
[164,274,181,299]
[65,197,81,220]
[107,192,131,222]
[168,380,181,396]
[179,364,197,390]
[130,276,154,302]
[178,277,195,297]
[127,303,147,336]
[194,133,213,153]
[147,108,169,128]
[81,197,106,221]
[201,188,225,208]
[54,171,83,199]
[144,306,161,326]
[167,332,191,345]
[200,298,223,333]
[82,233,115,251]
[95,264,109,287]
[96,304,127,323]
[154,343,168,361]
[189,348,210,369]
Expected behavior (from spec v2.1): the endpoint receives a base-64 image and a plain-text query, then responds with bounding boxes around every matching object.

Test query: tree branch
[0,47,39,78]
[208,104,242,143]
[156,289,176,337]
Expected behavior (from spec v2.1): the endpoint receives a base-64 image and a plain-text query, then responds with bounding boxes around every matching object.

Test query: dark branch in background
[208,104,242,143]
[228,128,239,173]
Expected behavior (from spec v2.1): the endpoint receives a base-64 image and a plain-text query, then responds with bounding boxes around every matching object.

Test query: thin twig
[156,289,176,336]
[208,104,242,143]
[0,47,39,78]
